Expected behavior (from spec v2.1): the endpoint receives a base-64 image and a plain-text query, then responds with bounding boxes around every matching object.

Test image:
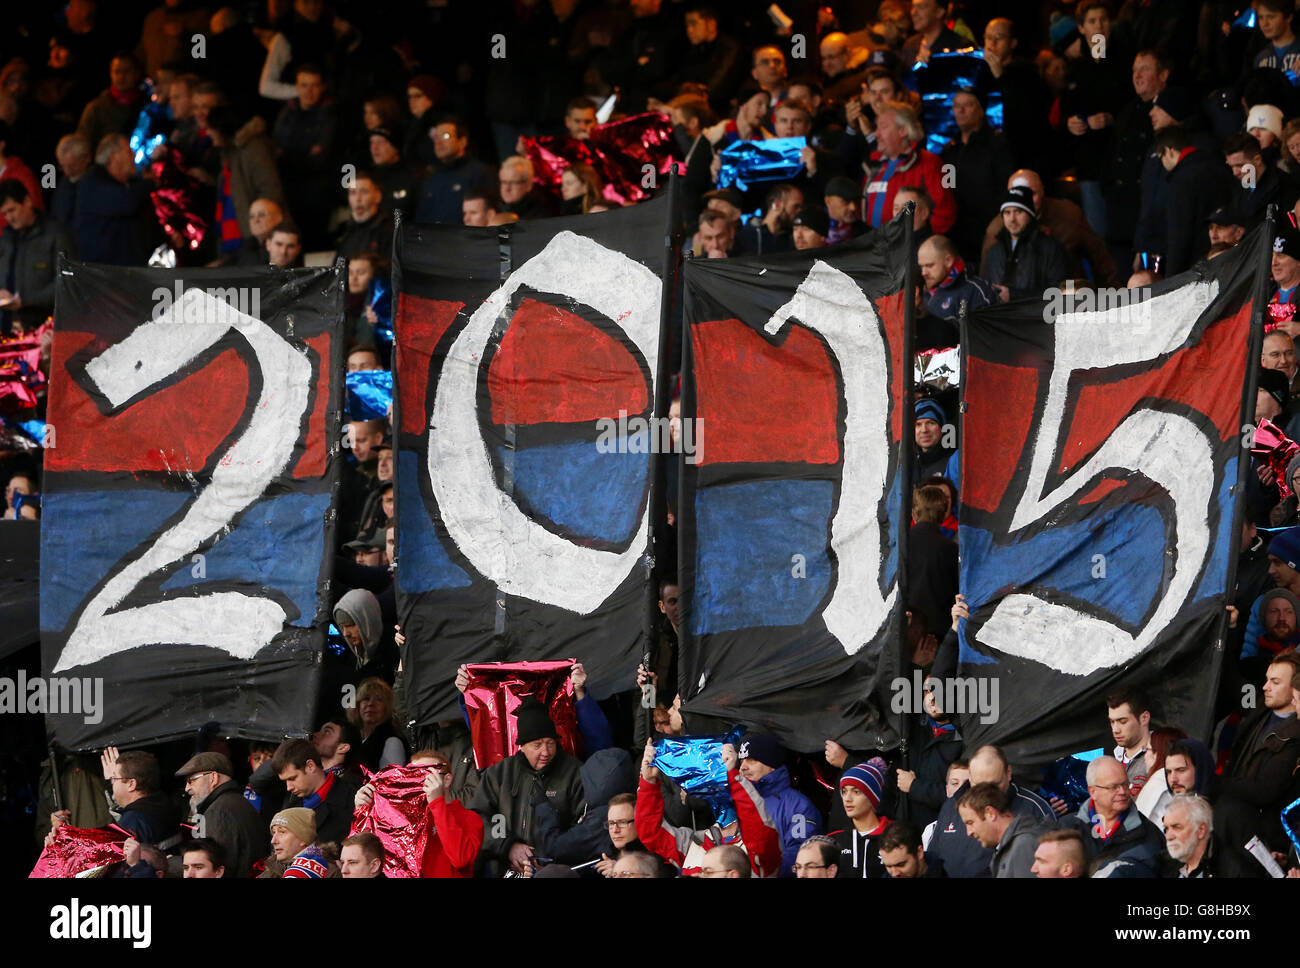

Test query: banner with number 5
[957,224,1269,764]
[41,260,344,750]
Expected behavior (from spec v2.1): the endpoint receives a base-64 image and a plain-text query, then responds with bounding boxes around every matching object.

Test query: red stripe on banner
[692,317,840,466]
[396,293,465,436]
[962,357,1039,513]
[487,297,649,425]
[1076,477,1128,505]
[292,332,330,479]
[876,289,906,445]
[46,331,249,474]
[1058,301,1254,474]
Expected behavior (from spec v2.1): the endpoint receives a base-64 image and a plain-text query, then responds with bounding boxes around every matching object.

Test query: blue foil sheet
[130,85,172,170]
[1038,747,1105,813]
[346,369,393,421]
[653,726,747,829]
[716,137,806,193]
[906,49,1002,155]
[1283,795,1300,857]
[368,278,394,353]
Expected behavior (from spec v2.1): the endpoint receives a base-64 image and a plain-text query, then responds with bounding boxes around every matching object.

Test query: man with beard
[735,183,801,255]
[175,752,268,878]
[1161,795,1256,878]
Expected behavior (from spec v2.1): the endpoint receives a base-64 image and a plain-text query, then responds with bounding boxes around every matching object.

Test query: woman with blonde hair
[347,677,409,770]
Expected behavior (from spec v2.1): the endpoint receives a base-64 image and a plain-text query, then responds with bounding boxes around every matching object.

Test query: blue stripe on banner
[882,471,901,590]
[959,461,1238,666]
[691,479,834,635]
[497,437,646,546]
[41,489,190,633]
[159,492,329,625]
[397,449,473,592]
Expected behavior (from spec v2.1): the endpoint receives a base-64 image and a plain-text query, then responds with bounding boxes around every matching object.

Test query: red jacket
[635,769,782,877]
[420,797,483,878]
[862,141,956,234]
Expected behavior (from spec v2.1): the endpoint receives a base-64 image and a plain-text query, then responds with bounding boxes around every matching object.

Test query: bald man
[926,744,1056,878]
[918,234,996,321]
[1061,755,1165,877]
[980,169,1119,287]
[820,32,867,101]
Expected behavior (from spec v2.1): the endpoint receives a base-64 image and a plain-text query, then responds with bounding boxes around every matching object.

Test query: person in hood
[737,733,822,877]
[830,757,892,877]
[532,748,638,873]
[1242,528,1300,678]
[1137,736,1214,825]
[959,782,1054,877]
[333,587,395,683]
[470,698,586,876]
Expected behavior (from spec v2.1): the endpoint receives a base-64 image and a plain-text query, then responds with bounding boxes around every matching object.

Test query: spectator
[403,75,443,167]
[693,209,736,258]
[790,207,828,250]
[737,733,822,878]
[51,133,92,230]
[265,807,337,879]
[367,126,418,218]
[696,843,752,878]
[734,182,801,255]
[903,0,967,67]
[981,185,1071,302]
[181,839,227,879]
[339,832,386,878]
[207,106,285,260]
[823,176,866,243]
[1161,794,1256,878]
[337,171,393,260]
[1225,132,1299,227]
[940,89,1015,261]
[0,121,43,232]
[497,155,550,220]
[1061,755,1165,877]
[1107,687,1155,794]
[671,5,743,111]
[270,738,356,844]
[830,757,891,878]
[258,0,337,102]
[918,234,996,326]
[73,133,153,266]
[1206,206,1247,250]
[462,190,500,228]
[559,162,603,216]
[749,45,788,100]
[1107,50,1170,266]
[218,197,283,267]
[175,751,268,879]
[533,749,637,871]
[1253,0,1300,72]
[267,225,303,267]
[861,101,955,235]
[347,677,408,771]
[878,821,940,878]
[272,64,337,247]
[1031,829,1087,878]
[793,834,840,877]
[958,782,1054,878]
[470,698,586,876]
[47,747,176,846]
[76,52,144,155]
[0,178,75,333]
[1269,215,1300,328]
[414,117,489,225]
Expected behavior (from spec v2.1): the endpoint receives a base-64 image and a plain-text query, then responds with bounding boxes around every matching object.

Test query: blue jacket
[73,165,153,266]
[753,765,822,878]
[925,270,996,321]
[414,155,489,225]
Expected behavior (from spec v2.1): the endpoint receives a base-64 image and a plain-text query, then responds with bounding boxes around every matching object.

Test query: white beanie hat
[1247,104,1284,142]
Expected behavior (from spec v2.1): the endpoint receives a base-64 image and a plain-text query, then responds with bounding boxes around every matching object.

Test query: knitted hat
[839,757,887,808]
[1259,366,1290,412]
[1287,452,1300,492]
[514,697,559,747]
[270,807,316,845]
[1267,526,1300,569]
[1260,587,1300,621]
[1247,104,1284,142]
[1000,184,1036,217]
[1050,17,1081,55]
[1150,87,1194,124]
[738,733,783,769]
[915,397,946,425]
[823,176,860,201]
[793,206,830,238]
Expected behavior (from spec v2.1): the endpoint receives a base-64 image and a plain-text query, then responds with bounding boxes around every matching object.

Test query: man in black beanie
[469,697,586,877]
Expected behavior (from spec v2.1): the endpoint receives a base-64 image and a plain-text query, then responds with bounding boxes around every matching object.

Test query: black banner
[393,195,675,727]
[956,224,1268,763]
[678,218,914,752]
[41,261,344,750]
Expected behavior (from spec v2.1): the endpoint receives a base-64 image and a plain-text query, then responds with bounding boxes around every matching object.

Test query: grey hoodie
[333,588,382,664]
[991,813,1054,878]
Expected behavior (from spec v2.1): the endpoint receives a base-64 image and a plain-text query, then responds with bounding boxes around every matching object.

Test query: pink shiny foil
[29,824,126,878]
[1252,417,1300,497]
[148,148,208,250]
[0,322,49,414]
[349,764,431,878]
[522,111,681,207]
[464,660,579,770]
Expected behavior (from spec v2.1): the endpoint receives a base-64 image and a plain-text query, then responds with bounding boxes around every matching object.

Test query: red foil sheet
[464,660,579,770]
[29,824,127,878]
[349,764,432,878]
[148,148,208,251]
[522,111,681,208]
[0,321,49,414]
[1252,417,1300,497]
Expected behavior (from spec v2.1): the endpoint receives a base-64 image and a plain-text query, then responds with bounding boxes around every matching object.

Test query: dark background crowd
[1,0,1300,882]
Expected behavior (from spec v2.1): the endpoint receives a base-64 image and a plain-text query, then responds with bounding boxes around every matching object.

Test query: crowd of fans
[8,0,1300,879]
